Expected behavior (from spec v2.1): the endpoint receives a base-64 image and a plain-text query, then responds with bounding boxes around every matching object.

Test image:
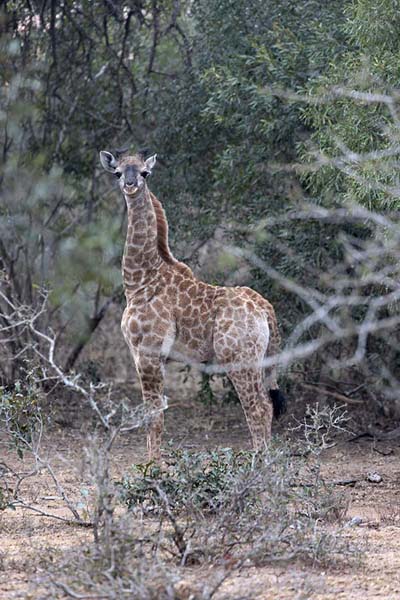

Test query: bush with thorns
[43,418,355,600]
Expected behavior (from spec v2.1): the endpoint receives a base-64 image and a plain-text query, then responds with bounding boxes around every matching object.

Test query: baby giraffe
[100,150,286,460]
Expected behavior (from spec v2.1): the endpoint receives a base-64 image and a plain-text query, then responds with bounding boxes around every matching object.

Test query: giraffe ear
[144,154,157,172]
[100,150,118,173]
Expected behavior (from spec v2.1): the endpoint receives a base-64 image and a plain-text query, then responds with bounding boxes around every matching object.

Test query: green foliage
[0,3,194,376]
[197,372,216,406]
[118,447,252,512]
[0,375,42,458]
[151,0,349,252]
[2,0,399,412]
[302,0,400,209]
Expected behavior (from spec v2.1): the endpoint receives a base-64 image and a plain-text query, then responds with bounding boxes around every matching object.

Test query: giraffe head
[99,150,157,197]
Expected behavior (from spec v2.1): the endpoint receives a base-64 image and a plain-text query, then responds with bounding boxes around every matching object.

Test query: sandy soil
[1,396,400,600]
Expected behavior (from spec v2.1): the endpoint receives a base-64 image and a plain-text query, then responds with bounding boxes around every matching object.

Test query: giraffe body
[100,151,286,460]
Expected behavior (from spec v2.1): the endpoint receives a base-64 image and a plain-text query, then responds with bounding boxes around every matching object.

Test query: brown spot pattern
[115,154,284,461]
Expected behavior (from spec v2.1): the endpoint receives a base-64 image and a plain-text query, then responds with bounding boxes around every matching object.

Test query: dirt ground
[1,390,400,600]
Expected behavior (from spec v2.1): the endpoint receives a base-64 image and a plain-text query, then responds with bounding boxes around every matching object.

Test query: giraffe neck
[122,187,163,296]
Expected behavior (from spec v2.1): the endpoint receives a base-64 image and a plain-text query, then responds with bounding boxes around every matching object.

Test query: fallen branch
[13,500,92,527]
[302,382,363,405]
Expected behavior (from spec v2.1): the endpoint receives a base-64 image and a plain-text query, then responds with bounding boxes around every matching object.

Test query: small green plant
[0,373,43,458]
[0,486,8,511]
[118,447,252,513]
[198,372,215,406]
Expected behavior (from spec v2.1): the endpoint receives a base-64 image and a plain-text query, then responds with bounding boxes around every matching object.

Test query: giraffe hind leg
[227,368,273,451]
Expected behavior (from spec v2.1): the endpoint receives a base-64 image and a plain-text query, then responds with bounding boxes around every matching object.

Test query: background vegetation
[1,0,400,416]
[2,2,400,598]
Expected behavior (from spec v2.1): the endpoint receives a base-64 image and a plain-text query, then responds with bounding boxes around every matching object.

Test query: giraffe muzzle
[124,183,139,195]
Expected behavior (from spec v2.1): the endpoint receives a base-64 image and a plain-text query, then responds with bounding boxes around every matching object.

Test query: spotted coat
[100,152,284,460]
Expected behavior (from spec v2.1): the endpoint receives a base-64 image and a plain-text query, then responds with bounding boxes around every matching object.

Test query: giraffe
[100,150,287,460]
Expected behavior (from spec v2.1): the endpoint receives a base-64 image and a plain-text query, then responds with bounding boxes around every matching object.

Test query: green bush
[0,375,43,458]
[118,437,350,567]
[118,447,252,513]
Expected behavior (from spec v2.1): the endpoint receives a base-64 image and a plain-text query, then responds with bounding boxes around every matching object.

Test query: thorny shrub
[45,517,179,600]
[0,375,43,458]
[41,406,357,599]
[292,402,353,455]
[0,374,44,511]
[118,440,350,568]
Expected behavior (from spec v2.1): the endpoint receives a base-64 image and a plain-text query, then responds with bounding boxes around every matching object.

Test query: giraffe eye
[115,172,122,179]
[141,171,149,179]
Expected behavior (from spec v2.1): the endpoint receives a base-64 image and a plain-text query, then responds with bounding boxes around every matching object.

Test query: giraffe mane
[150,193,176,264]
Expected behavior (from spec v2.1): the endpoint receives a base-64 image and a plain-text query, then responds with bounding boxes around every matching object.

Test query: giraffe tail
[265,305,287,419]
[269,388,287,419]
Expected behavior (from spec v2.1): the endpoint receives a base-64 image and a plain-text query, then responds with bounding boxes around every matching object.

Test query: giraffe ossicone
[100,150,287,460]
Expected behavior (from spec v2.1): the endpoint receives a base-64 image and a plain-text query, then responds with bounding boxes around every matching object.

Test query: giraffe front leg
[136,354,166,462]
